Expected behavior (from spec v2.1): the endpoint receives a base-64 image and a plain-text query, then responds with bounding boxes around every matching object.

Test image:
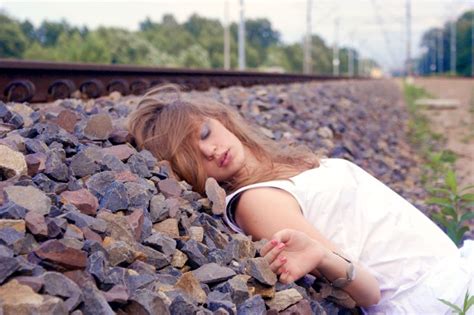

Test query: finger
[264,242,286,264]
[259,239,278,257]
[272,229,294,245]
[279,270,292,284]
[269,255,287,273]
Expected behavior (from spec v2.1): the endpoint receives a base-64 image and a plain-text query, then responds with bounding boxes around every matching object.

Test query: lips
[218,149,230,167]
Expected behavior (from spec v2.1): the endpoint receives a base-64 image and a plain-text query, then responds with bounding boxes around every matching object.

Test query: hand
[260,228,330,284]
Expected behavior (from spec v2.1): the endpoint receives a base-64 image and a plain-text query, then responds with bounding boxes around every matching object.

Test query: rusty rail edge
[1,59,364,103]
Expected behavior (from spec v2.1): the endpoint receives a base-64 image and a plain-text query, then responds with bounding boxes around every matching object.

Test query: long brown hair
[127,84,319,194]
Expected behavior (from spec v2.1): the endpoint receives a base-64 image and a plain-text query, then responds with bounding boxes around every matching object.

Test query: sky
[1,0,473,72]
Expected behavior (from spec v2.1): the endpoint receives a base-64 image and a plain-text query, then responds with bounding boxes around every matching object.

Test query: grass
[403,80,474,313]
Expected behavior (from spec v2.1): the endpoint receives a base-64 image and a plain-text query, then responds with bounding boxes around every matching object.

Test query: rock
[64,224,84,240]
[125,289,170,315]
[245,257,277,286]
[13,275,44,292]
[205,177,226,215]
[34,240,87,270]
[218,275,250,306]
[42,271,83,311]
[83,113,113,140]
[45,150,69,182]
[279,299,314,315]
[189,226,204,243]
[80,282,115,315]
[0,144,27,178]
[157,178,182,198]
[60,189,99,216]
[125,182,152,209]
[85,171,115,198]
[237,294,266,315]
[0,219,26,233]
[0,202,27,219]
[144,232,177,257]
[0,280,68,315]
[226,234,256,260]
[99,182,129,212]
[127,153,152,178]
[175,271,207,304]
[207,291,236,314]
[266,288,303,312]
[103,238,136,266]
[153,218,179,238]
[180,239,208,268]
[101,144,136,161]
[103,285,129,304]
[55,109,80,133]
[171,249,188,268]
[169,294,200,314]
[0,257,20,284]
[10,103,34,127]
[192,263,236,284]
[25,152,46,176]
[4,185,51,215]
[126,208,145,241]
[69,151,101,178]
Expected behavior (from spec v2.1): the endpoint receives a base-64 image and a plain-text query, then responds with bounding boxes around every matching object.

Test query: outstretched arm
[235,187,381,308]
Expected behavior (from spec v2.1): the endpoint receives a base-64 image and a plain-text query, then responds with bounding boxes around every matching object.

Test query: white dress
[224,158,474,314]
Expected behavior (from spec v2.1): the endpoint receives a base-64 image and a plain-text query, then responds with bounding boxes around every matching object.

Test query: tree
[0,13,28,58]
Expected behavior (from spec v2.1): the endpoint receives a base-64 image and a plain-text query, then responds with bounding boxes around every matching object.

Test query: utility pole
[405,0,412,76]
[238,0,246,70]
[450,20,456,75]
[348,49,354,77]
[471,13,474,77]
[332,18,340,76]
[224,0,230,70]
[438,29,444,73]
[303,0,313,74]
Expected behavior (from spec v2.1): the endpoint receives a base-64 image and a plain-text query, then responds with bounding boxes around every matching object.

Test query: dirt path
[411,78,474,188]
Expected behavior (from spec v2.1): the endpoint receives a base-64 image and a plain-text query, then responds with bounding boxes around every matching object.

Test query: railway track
[0,59,359,103]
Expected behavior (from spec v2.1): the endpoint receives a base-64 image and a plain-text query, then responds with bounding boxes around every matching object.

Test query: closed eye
[200,123,211,140]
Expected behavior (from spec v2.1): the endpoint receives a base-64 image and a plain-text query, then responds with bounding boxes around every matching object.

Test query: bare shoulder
[234,187,339,251]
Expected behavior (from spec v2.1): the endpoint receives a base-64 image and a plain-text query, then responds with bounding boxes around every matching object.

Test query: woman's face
[197,117,247,182]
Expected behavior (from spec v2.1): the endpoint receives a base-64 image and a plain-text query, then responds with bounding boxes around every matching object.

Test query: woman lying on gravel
[128,85,474,314]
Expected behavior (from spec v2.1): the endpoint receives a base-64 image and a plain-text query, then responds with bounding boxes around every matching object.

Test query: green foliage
[403,82,474,246]
[0,13,28,58]
[418,10,473,76]
[439,290,474,315]
[427,170,474,246]
[0,11,376,72]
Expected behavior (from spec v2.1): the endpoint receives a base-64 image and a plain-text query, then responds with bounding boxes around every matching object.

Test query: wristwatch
[331,251,356,288]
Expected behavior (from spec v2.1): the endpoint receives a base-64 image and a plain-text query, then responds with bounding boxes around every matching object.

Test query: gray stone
[125,288,170,315]
[226,234,256,260]
[246,257,277,286]
[127,153,152,178]
[86,251,110,283]
[125,181,152,209]
[192,263,236,284]
[83,113,113,140]
[205,177,226,215]
[0,144,28,178]
[181,239,209,268]
[70,150,100,178]
[80,282,115,315]
[99,181,129,212]
[237,295,266,315]
[24,138,48,154]
[4,185,51,216]
[45,150,69,182]
[169,294,200,315]
[0,256,20,284]
[265,288,303,312]
[42,271,83,311]
[144,232,177,257]
[85,171,116,198]
[0,202,27,219]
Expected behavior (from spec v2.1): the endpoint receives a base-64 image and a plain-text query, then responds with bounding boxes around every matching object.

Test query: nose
[199,142,216,160]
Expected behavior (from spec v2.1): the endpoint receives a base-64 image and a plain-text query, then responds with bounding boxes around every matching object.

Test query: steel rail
[0,59,360,103]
